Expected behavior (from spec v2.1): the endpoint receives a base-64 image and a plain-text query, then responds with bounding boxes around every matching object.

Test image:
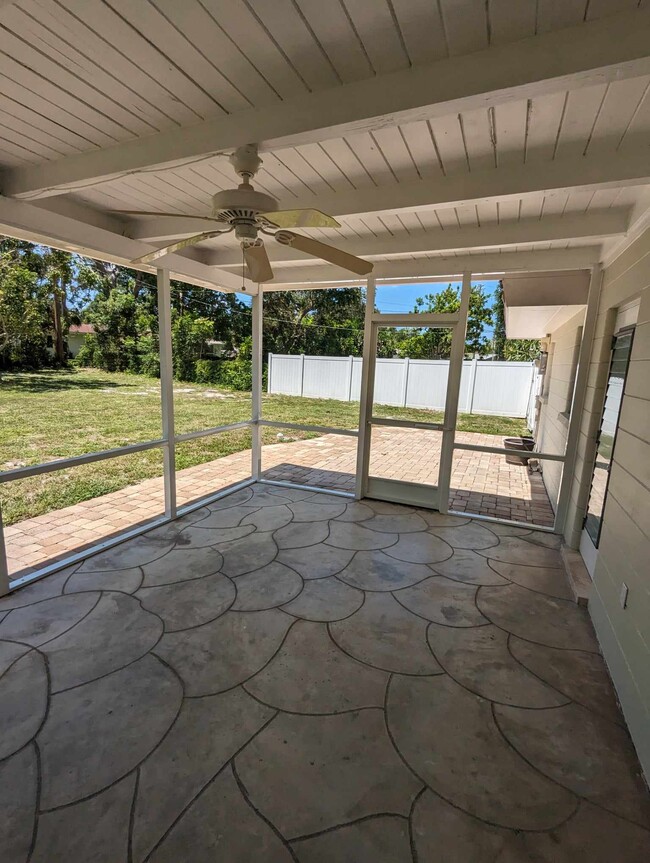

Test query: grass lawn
[0,368,528,524]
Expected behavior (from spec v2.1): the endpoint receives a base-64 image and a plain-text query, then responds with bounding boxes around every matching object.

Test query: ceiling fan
[120,144,373,282]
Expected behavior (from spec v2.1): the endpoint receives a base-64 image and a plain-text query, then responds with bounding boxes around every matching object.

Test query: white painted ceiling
[0,0,649,290]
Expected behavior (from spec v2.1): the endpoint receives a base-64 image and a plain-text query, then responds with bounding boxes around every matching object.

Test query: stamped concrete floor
[1,483,649,862]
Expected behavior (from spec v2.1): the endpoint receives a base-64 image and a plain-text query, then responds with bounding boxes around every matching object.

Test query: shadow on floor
[261,463,355,491]
[0,369,125,393]
[449,486,555,527]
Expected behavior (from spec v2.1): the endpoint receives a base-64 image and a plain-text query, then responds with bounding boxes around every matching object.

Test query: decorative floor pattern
[5,429,553,581]
[1,483,648,862]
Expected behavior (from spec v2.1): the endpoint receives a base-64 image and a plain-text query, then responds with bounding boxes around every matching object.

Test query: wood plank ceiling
[0,0,648,281]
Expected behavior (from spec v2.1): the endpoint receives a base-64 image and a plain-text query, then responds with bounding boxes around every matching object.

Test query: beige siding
[567,229,650,778]
[535,310,584,508]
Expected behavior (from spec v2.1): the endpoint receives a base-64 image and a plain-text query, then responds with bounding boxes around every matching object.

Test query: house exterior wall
[534,309,584,510]
[67,333,86,357]
[556,228,650,779]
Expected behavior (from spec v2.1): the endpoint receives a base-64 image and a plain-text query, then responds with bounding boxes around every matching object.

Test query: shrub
[75,334,97,367]
[123,337,141,374]
[96,342,121,372]
[138,334,159,378]
[194,358,220,384]
[193,358,257,390]
[140,352,160,378]
[219,360,251,391]
[217,359,256,391]
[172,315,213,381]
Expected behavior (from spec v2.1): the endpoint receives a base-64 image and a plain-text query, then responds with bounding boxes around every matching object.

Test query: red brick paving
[5,429,554,581]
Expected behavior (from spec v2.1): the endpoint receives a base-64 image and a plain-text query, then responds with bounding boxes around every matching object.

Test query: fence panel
[303,356,351,401]
[268,354,535,418]
[527,369,543,431]
[403,360,449,410]
[469,362,535,417]
[268,354,304,396]
[373,358,407,406]
[350,358,363,401]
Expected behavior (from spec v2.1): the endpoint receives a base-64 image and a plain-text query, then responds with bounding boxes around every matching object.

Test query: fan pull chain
[242,243,246,292]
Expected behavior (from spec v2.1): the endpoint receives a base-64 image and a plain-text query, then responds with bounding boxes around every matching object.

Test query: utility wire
[84,274,481,335]
[130,277,369,334]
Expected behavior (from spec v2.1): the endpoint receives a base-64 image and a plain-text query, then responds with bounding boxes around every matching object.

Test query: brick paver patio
[5,429,554,581]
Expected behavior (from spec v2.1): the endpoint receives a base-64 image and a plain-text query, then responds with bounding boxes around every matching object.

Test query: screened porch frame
[0,257,600,596]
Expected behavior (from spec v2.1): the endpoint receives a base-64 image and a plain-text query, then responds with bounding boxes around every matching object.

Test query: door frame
[355,273,471,511]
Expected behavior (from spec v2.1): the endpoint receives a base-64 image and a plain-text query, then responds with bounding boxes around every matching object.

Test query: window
[584,327,635,547]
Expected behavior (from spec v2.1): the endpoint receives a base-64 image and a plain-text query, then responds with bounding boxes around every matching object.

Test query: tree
[262,288,366,357]
[41,248,75,363]
[492,280,506,359]
[171,314,214,380]
[491,281,540,361]
[392,284,493,359]
[0,249,50,369]
[502,339,540,361]
[169,282,250,353]
[0,236,256,378]
[76,261,160,374]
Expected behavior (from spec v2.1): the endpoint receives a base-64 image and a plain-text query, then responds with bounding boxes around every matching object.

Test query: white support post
[466,355,478,414]
[347,355,355,402]
[554,263,602,538]
[527,362,537,432]
[157,268,176,520]
[267,352,273,395]
[0,505,9,596]
[299,353,306,397]
[438,272,471,513]
[355,276,377,499]
[251,291,263,481]
[402,357,410,407]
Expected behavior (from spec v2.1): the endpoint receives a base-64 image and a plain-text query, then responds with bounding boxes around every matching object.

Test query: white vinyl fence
[527,367,544,432]
[268,353,537,418]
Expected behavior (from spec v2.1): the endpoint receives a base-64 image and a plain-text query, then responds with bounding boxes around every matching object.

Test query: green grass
[0,368,527,524]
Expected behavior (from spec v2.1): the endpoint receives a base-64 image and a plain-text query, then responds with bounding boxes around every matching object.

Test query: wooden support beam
[265,247,601,288]
[206,211,628,267]
[2,9,649,199]
[265,150,650,221]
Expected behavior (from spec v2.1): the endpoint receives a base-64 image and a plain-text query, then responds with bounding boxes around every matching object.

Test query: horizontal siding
[570,230,650,779]
[607,461,650,542]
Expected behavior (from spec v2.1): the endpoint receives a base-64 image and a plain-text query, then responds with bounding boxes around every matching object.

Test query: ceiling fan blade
[116,210,222,221]
[132,231,227,265]
[243,242,274,283]
[261,209,341,229]
[275,231,373,276]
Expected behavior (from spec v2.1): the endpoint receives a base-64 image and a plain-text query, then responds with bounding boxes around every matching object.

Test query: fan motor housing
[211,187,278,220]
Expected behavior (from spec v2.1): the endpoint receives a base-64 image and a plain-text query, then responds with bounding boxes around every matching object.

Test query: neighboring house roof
[68,324,95,335]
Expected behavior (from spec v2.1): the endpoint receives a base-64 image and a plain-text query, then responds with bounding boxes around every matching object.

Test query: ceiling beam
[127,217,223,243]
[3,9,649,200]
[205,211,627,267]
[265,248,600,289]
[0,195,255,294]
[266,149,650,220]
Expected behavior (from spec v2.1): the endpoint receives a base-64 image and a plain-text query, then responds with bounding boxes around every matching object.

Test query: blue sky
[375,279,500,336]
[242,278,501,337]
